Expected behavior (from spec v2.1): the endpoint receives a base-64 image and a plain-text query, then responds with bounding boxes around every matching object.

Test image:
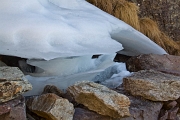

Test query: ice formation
[0,0,168,95]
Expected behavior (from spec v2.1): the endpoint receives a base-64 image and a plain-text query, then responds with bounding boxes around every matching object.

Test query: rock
[126,54,180,74]
[0,61,6,67]
[73,108,112,120]
[163,101,177,110]
[67,81,130,118]
[168,107,179,119]
[26,93,74,120]
[0,95,26,120]
[0,67,32,103]
[114,85,163,120]
[42,85,63,97]
[123,70,180,101]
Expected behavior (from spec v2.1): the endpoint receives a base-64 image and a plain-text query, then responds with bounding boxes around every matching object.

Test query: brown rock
[123,70,180,101]
[67,81,130,118]
[0,67,32,103]
[114,85,163,120]
[42,85,63,97]
[0,95,26,120]
[26,93,74,120]
[126,54,180,74]
[73,108,112,120]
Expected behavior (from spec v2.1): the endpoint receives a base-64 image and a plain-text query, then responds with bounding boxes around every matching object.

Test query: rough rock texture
[73,108,112,120]
[114,85,163,120]
[126,54,180,74]
[0,95,26,120]
[42,85,63,97]
[128,0,180,42]
[67,81,130,118]
[0,67,32,103]
[26,93,74,120]
[123,70,180,101]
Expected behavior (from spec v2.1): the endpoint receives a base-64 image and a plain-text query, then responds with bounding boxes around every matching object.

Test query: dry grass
[139,18,180,55]
[113,1,140,30]
[86,0,140,30]
[86,0,180,55]
[139,18,166,49]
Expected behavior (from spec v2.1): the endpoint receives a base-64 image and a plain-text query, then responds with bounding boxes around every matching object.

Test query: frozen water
[0,0,167,60]
[0,0,168,96]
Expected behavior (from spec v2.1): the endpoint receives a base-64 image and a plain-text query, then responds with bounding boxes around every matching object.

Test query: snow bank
[0,0,166,60]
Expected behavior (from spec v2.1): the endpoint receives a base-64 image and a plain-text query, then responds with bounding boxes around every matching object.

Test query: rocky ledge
[0,54,180,120]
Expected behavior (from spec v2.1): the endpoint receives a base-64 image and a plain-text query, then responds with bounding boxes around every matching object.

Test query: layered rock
[67,81,130,118]
[123,70,180,101]
[126,54,180,75]
[26,93,74,120]
[114,86,163,120]
[0,67,32,103]
[0,96,26,120]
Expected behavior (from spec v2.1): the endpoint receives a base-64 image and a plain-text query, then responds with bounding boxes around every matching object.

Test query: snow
[0,0,167,60]
[0,0,168,95]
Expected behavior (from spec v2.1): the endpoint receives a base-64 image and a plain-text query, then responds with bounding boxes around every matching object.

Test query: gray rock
[114,86,163,120]
[123,70,180,101]
[0,67,32,103]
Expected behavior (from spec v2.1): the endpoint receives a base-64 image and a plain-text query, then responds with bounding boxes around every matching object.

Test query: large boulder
[26,93,74,120]
[0,67,32,103]
[0,96,26,120]
[123,70,180,101]
[67,81,130,118]
[126,54,180,76]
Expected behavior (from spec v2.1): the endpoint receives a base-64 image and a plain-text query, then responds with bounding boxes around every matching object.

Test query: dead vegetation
[86,0,180,55]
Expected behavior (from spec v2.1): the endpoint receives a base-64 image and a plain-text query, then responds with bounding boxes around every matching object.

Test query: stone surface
[67,81,130,118]
[0,61,6,67]
[126,54,180,74]
[73,108,112,120]
[42,85,63,97]
[0,95,26,120]
[26,93,74,120]
[123,70,180,101]
[0,67,32,103]
[128,0,180,42]
[114,85,163,120]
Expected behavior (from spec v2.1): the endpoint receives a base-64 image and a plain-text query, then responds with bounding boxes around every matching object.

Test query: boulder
[0,95,26,120]
[0,67,32,103]
[123,70,180,101]
[67,81,130,118]
[114,85,163,120]
[126,54,180,75]
[26,93,74,120]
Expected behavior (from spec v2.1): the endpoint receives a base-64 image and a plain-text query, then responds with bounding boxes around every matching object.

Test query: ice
[0,0,167,60]
[24,54,117,96]
[26,54,116,76]
[0,0,168,96]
